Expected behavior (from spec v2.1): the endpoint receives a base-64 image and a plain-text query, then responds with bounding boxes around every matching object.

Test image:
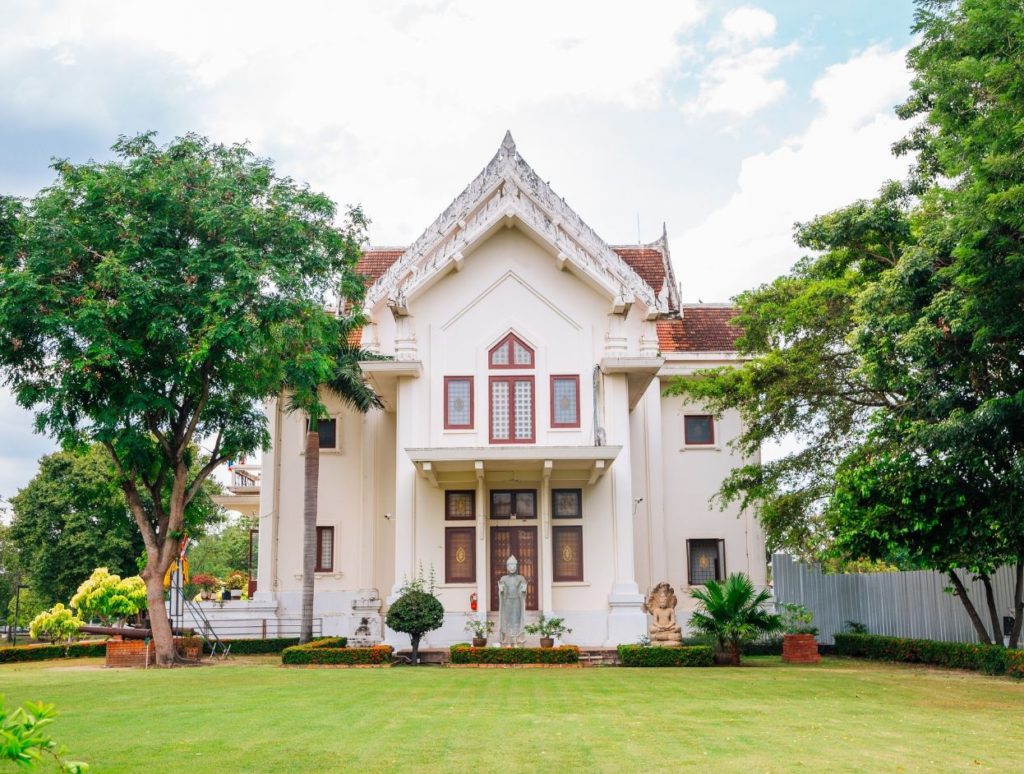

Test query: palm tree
[290,328,385,643]
[689,573,781,665]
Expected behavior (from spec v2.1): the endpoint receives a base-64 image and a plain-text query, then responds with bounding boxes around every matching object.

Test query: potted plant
[192,573,219,601]
[780,603,820,663]
[226,572,246,600]
[180,635,204,660]
[689,573,781,665]
[524,614,572,648]
[464,618,494,648]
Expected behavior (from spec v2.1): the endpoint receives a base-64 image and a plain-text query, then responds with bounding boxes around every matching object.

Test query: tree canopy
[667,0,1024,644]
[0,132,369,663]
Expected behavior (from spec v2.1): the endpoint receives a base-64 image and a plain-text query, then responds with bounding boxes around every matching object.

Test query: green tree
[188,515,254,580]
[70,568,147,626]
[0,133,368,664]
[385,572,444,664]
[6,587,48,629]
[668,0,1024,645]
[688,573,781,665]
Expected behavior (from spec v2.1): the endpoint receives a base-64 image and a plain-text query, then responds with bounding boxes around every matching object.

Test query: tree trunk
[411,633,421,665]
[981,575,1004,647]
[1008,561,1023,649]
[143,571,176,666]
[948,570,992,644]
[300,423,320,644]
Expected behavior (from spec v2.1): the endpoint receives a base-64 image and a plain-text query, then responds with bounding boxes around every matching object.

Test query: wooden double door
[489,526,538,612]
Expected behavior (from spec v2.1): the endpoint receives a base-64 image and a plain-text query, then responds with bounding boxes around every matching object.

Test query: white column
[254,397,281,602]
[358,411,378,589]
[475,461,487,622]
[389,376,416,599]
[540,460,554,615]
[604,373,646,645]
[644,379,667,586]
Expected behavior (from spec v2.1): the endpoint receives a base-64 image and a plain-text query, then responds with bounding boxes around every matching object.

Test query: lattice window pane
[513,340,532,365]
[490,342,510,366]
[513,380,533,439]
[491,380,510,439]
[445,491,475,520]
[515,491,536,518]
[316,526,334,572]
[446,379,472,426]
[552,377,578,426]
[553,489,581,518]
[688,540,723,585]
[491,491,512,518]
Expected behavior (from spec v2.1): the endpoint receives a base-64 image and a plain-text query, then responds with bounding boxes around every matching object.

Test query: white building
[230,133,766,648]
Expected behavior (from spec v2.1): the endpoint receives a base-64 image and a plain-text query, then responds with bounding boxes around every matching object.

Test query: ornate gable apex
[365,132,663,315]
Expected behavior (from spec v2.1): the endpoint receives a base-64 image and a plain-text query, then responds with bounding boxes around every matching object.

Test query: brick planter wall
[105,638,186,668]
[782,633,821,664]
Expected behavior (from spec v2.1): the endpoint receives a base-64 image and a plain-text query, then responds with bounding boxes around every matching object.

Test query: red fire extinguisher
[470,592,478,612]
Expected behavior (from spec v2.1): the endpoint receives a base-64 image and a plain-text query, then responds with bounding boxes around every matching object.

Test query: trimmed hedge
[449,645,580,665]
[0,640,108,664]
[203,637,303,655]
[617,645,714,667]
[282,640,391,665]
[835,633,1024,678]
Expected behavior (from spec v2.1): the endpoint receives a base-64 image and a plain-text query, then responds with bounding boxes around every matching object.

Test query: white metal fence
[771,553,1019,645]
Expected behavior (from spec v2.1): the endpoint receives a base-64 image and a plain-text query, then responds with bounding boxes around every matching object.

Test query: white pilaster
[644,380,667,586]
[389,377,417,600]
[475,461,487,622]
[540,459,554,615]
[254,397,281,602]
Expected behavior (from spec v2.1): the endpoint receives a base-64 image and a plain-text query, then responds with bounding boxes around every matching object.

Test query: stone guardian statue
[497,554,527,646]
[645,582,683,646]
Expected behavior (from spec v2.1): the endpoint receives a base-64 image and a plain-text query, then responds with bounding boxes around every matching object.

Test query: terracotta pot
[540,637,554,649]
[714,650,738,666]
[472,637,487,647]
[200,590,212,601]
[184,646,202,660]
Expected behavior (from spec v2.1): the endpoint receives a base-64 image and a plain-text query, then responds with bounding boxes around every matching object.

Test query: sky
[0,0,918,499]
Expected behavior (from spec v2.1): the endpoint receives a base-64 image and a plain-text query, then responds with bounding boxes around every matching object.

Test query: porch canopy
[405,445,620,488]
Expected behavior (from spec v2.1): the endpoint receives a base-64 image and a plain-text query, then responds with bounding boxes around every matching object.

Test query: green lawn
[3,656,1022,773]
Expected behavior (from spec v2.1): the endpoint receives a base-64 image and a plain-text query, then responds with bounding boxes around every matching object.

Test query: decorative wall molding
[364,132,662,315]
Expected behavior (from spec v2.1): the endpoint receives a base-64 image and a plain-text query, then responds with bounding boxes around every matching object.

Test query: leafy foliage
[28,604,82,644]
[448,645,580,665]
[523,614,572,639]
[0,132,369,663]
[616,645,714,667]
[5,588,48,629]
[187,516,253,581]
[282,641,391,666]
[386,569,444,664]
[688,573,781,664]
[0,641,107,664]
[834,633,1024,678]
[779,603,818,636]
[69,568,146,625]
[0,695,87,772]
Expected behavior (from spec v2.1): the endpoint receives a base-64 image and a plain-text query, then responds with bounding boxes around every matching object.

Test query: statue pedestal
[607,583,646,645]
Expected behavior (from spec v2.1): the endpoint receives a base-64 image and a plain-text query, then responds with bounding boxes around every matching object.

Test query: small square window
[684,415,714,445]
[552,489,582,519]
[312,418,338,449]
[444,377,473,429]
[445,491,475,520]
[316,526,334,572]
[687,539,724,585]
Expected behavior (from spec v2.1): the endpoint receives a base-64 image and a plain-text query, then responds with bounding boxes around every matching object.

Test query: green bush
[448,645,580,665]
[201,637,301,655]
[617,645,714,667]
[282,642,391,666]
[834,633,1023,678]
[0,640,107,664]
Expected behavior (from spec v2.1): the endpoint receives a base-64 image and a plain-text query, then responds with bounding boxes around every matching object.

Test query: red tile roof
[611,246,667,298]
[657,307,742,352]
[356,248,404,283]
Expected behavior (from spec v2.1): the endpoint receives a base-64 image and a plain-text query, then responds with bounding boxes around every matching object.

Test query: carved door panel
[489,526,538,611]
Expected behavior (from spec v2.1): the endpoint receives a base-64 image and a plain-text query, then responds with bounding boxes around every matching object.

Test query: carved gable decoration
[364,132,666,316]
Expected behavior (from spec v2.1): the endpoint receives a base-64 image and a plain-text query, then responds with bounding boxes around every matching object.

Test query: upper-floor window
[684,415,715,445]
[550,375,580,428]
[490,376,535,443]
[489,333,534,369]
[444,376,474,429]
[310,418,338,450]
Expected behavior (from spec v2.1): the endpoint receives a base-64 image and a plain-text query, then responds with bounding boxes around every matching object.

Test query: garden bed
[448,645,580,666]
[0,640,108,664]
[834,633,1024,678]
[281,638,392,667]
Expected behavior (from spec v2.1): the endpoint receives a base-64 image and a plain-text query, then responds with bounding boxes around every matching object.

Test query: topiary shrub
[0,641,107,664]
[617,645,714,667]
[448,645,579,665]
[385,570,444,664]
[29,604,82,645]
[834,633,1022,677]
[282,642,392,666]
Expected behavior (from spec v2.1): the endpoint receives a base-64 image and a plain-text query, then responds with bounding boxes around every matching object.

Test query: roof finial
[501,130,516,155]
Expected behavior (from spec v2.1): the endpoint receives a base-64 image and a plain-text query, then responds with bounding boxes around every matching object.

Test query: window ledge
[680,444,720,452]
[442,429,477,434]
[438,583,477,589]
[547,427,581,433]
[552,581,589,587]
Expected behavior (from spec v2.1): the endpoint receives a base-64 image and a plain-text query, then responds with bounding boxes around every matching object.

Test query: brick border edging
[446,663,582,669]
[280,663,393,669]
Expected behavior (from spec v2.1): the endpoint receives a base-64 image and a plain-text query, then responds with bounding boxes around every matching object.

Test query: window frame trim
[443,376,474,430]
[488,332,535,370]
[552,525,584,582]
[551,488,583,519]
[683,414,716,446]
[488,489,538,520]
[444,526,477,584]
[686,538,725,586]
[488,375,535,444]
[549,374,581,429]
[444,490,476,521]
[315,526,335,573]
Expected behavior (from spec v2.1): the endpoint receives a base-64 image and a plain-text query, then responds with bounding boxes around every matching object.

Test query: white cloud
[675,44,914,302]
[685,42,798,119]
[710,6,777,51]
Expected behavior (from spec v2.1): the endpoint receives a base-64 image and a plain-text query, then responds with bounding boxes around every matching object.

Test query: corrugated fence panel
[771,554,1019,645]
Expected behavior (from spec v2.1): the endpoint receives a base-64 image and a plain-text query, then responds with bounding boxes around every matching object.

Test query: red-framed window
[445,490,475,520]
[489,333,534,369]
[684,415,715,445]
[315,526,334,572]
[552,526,584,582]
[550,375,580,428]
[444,376,474,429]
[445,527,476,584]
[489,376,535,443]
